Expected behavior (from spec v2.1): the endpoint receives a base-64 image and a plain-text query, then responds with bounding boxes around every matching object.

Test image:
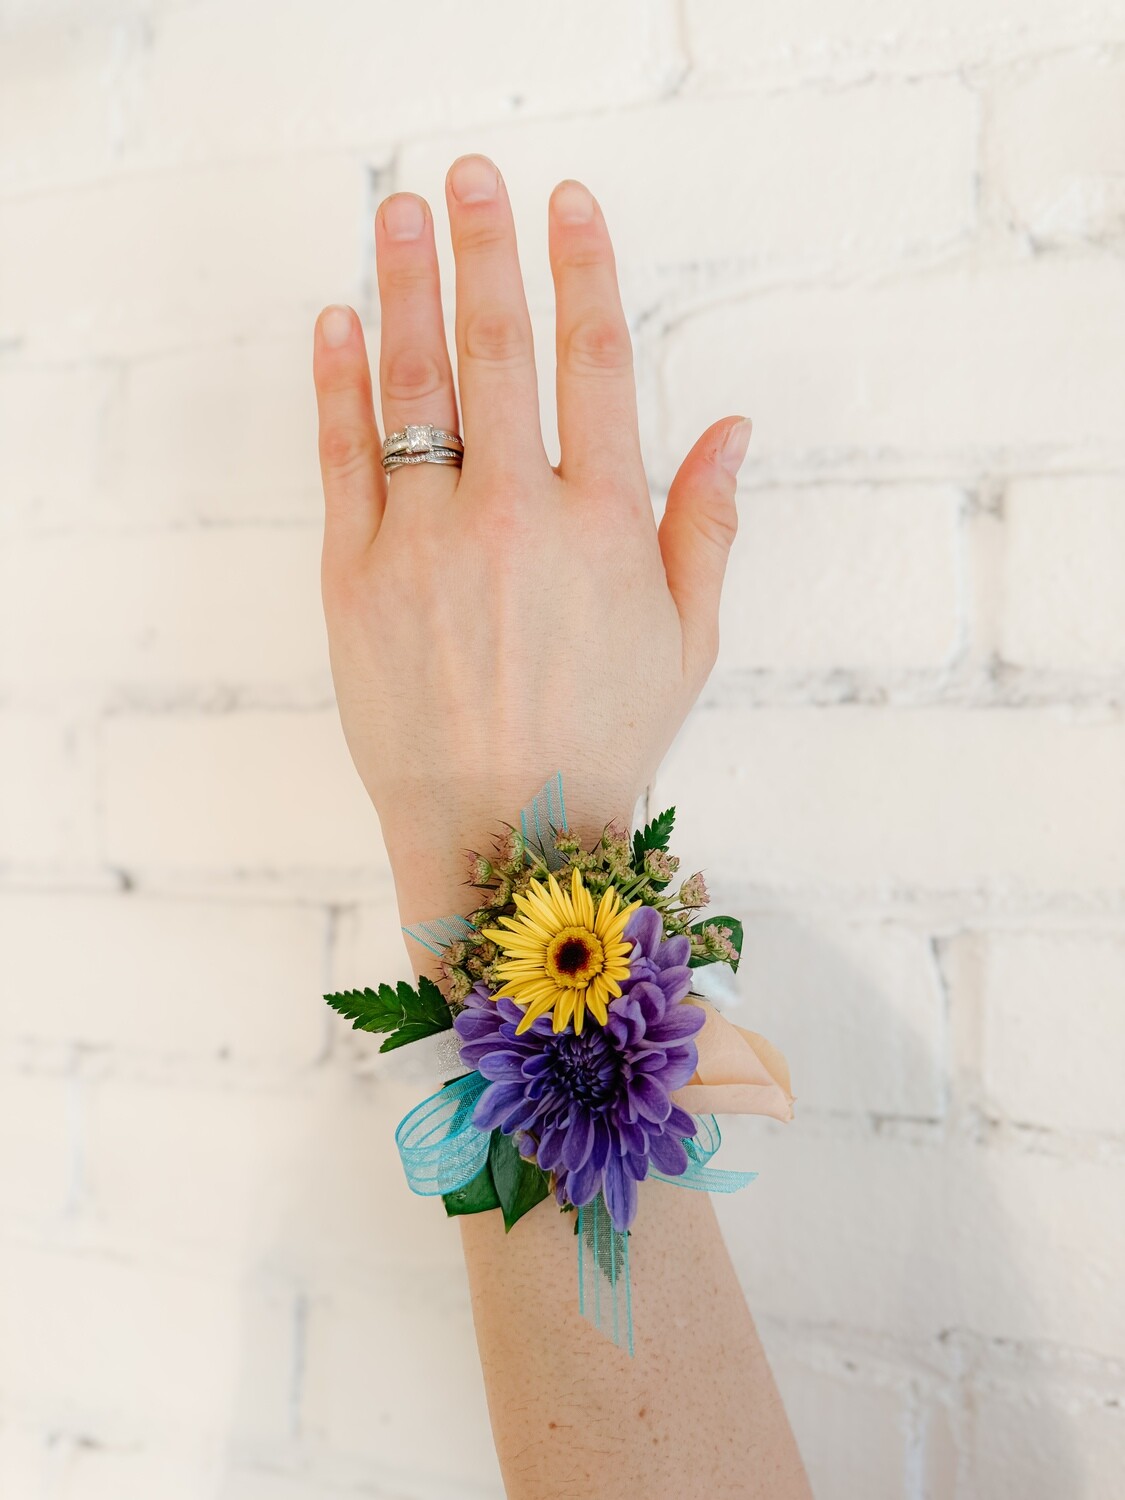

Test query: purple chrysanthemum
[453,904,704,1231]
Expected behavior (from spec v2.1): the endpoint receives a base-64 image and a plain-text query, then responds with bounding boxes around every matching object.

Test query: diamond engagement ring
[381,424,464,471]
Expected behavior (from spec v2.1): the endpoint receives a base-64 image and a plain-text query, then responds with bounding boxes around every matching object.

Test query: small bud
[643,847,678,883]
[677,871,709,909]
[467,853,493,885]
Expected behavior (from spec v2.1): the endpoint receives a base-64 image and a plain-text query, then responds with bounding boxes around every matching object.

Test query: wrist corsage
[325,772,795,1355]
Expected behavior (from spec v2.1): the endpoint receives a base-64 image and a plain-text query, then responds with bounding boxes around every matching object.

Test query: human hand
[312,155,751,920]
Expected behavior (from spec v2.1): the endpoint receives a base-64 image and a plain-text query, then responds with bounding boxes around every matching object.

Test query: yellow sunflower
[480,866,641,1036]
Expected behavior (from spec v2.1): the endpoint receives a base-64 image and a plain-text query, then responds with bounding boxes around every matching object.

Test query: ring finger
[374,192,460,483]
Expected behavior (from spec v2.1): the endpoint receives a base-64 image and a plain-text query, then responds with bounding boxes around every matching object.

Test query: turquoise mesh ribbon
[392,773,760,1355]
[577,1195,633,1356]
[394,1071,489,1195]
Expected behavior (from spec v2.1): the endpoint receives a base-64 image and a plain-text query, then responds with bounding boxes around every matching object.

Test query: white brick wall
[2,4,1122,1497]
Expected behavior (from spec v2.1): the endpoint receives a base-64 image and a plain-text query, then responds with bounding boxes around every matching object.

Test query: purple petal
[561,1110,595,1172]
[615,1118,648,1156]
[647,1004,705,1043]
[655,965,693,1005]
[667,1104,697,1139]
[565,1156,602,1208]
[590,1115,612,1171]
[476,1049,528,1083]
[472,1080,527,1132]
[648,1131,689,1176]
[603,1153,638,1231]
[453,1009,502,1041]
[624,905,662,958]
[631,1073,673,1124]
[535,1118,566,1172]
[623,1150,650,1182]
[657,1044,700,1092]
[655,934,691,969]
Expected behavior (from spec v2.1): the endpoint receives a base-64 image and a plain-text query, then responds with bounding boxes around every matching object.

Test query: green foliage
[687,915,744,973]
[323,976,453,1053]
[631,804,676,872]
[440,1129,550,1228]
[442,1156,501,1218]
[488,1130,551,1232]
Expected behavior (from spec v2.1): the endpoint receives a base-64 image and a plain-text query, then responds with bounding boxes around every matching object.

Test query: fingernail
[321,305,354,348]
[718,418,753,476]
[383,194,425,241]
[450,154,499,204]
[554,180,594,224]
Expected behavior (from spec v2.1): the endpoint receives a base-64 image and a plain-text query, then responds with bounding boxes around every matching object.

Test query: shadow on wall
[705,912,1084,1500]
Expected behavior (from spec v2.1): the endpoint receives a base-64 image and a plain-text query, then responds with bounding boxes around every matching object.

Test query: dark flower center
[554,937,590,974]
[546,1027,621,1110]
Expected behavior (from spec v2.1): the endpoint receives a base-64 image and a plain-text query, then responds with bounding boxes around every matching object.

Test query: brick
[661,261,1125,485]
[733,913,947,1119]
[1000,477,1125,672]
[0,1245,292,1442]
[682,1,1125,86]
[79,1072,441,1272]
[128,0,680,170]
[45,1444,219,1500]
[0,20,117,195]
[0,156,366,361]
[766,1346,911,1500]
[990,51,1125,247]
[301,1266,501,1490]
[100,709,386,875]
[979,931,1125,1134]
[718,1126,1125,1356]
[400,78,977,317]
[967,1374,1125,1500]
[0,528,330,700]
[0,1071,74,1225]
[714,484,963,672]
[0,363,112,536]
[101,337,322,525]
[0,892,328,1067]
[0,712,97,867]
[653,706,1125,894]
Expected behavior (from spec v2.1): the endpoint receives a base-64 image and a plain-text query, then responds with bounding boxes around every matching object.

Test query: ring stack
[382,424,465,473]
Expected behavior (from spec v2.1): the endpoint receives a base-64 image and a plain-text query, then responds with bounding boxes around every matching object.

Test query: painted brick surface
[3,3,1122,1496]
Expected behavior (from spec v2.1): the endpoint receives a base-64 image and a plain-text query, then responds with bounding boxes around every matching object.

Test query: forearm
[391,818,812,1500]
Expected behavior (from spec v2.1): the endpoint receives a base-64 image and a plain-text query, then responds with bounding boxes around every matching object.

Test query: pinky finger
[313,305,385,559]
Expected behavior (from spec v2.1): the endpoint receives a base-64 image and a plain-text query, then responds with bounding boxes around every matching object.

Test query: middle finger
[446,154,548,481]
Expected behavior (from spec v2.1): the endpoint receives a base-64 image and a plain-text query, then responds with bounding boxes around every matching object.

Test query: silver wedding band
[382,424,464,473]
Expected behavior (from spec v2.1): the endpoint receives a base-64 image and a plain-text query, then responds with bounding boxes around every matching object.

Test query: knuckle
[456,218,508,256]
[565,314,633,374]
[381,348,444,401]
[464,307,529,365]
[696,500,739,552]
[320,424,375,476]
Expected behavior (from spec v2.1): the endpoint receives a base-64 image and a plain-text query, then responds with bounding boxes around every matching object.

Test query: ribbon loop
[394,1071,489,1196]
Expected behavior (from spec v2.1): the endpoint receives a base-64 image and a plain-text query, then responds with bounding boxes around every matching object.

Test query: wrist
[381,780,638,931]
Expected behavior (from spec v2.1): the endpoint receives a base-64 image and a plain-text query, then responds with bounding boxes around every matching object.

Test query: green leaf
[488,1129,550,1232]
[324,975,453,1051]
[631,804,676,872]
[687,915,744,973]
[442,1151,502,1218]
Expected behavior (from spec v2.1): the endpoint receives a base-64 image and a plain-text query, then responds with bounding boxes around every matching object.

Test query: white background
[2,2,1124,1496]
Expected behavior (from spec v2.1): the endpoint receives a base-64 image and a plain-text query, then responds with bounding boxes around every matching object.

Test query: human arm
[311,153,811,1499]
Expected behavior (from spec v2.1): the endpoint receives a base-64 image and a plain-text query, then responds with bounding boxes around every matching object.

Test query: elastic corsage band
[324,771,795,1355]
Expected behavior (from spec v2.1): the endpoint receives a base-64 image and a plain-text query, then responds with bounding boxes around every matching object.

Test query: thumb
[657,416,751,681]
